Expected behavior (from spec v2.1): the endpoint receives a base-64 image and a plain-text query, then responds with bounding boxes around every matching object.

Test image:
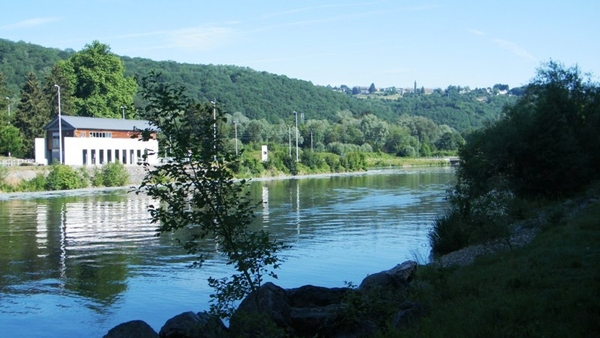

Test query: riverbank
[401,193,600,337]
[0,156,453,191]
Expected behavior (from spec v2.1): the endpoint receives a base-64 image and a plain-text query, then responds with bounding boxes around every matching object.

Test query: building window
[90,132,113,138]
[52,132,60,149]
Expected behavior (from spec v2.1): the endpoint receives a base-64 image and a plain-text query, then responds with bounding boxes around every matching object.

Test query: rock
[289,304,343,336]
[103,320,159,338]
[159,311,227,338]
[287,285,350,307]
[231,282,291,329]
[286,285,351,336]
[358,260,417,292]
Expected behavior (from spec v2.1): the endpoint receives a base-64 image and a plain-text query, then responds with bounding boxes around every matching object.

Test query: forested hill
[0,38,516,131]
[121,56,395,123]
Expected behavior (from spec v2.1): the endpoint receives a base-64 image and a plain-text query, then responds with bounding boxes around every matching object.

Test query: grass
[398,200,600,337]
[365,153,452,168]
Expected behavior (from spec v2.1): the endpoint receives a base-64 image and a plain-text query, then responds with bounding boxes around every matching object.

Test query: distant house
[35,116,159,166]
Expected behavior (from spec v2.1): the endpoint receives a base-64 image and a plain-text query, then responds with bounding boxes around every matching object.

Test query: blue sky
[2,1,598,89]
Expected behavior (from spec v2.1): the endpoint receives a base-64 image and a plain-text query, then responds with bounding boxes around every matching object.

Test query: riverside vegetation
[130,61,600,337]
[393,61,600,337]
[103,62,600,337]
[0,160,130,192]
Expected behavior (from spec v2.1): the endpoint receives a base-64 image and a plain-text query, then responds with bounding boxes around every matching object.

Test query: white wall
[62,137,159,166]
[34,138,48,165]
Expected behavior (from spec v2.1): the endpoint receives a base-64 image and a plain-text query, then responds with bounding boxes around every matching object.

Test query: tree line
[430,61,600,256]
[0,38,517,159]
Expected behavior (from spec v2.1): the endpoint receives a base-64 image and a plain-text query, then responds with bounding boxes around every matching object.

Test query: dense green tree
[303,119,330,150]
[0,72,12,126]
[435,131,465,151]
[14,72,51,158]
[452,61,600,217]
[368,83,376,94]
[430,61,600,255]
[43,64,75,116]
[136,71,287,319]
[383,124,413,156]
[59,41,136,118]
[360,114,389,151]
[0,125,24,157]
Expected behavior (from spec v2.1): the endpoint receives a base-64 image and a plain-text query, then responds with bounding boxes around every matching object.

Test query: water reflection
[0,193,161,307]
[0,168,454,337]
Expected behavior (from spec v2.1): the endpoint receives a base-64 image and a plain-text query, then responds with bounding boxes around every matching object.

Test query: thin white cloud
[261,1,384,19]
[1,17,61,29]
[493,38,536,61]
[242,52,336,65]
[169,26,237,50]
[257,2,438,31]
[470,29,485,36]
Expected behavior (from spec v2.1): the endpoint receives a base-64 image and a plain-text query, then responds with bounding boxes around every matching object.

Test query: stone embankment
[104,261,420,338]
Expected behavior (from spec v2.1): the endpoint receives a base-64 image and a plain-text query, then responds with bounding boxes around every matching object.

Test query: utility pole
[54,85,63,164]
[5,97,9,123]
[120,106,126,119]
[5,97,10,157]
[211,100,217,161]
[293,111,299,162]
[288,125,292,157]
[233,120,238,156]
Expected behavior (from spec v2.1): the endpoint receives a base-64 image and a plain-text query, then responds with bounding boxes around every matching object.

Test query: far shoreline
[0,164,455,200]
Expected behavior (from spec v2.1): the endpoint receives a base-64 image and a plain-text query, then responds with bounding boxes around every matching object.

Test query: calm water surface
[0,168,454,337]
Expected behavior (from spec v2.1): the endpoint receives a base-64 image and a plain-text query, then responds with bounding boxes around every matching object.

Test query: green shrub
[18,173,47,192]
[324,154,342,172]
[45,163,87,190]
[429,211,472,256]
[241,156,263,176]
[281,154,297,175]
[343,152,367,171]
[301,150,324,169]
[91,167,103,187]
[0,166,7,183]
[98,161,129,187]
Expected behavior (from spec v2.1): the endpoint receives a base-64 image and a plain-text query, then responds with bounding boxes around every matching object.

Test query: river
[0,167,454,337]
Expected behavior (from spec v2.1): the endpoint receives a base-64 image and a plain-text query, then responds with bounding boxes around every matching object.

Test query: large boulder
[287,285,350,336]
[231,282,291,329]
[159,311,227,338]
[358,260,417,292]
[287,285,350,308]
[103,320,159,338]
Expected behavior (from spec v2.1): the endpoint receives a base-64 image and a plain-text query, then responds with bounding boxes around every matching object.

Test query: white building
[35,116,159,166]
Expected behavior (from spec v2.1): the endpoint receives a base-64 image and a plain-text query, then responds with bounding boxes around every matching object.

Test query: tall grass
[401,200,600,337]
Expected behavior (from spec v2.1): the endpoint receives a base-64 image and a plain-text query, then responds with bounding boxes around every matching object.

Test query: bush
[301,150,324,169]
[0,166,7,183]
[91,167,104,187]
[282,154,298,175]
[339,152,367,172]
[429,211,472,256]
[97,161,129,187]
[18,173,47,192]
[45,163,87,190]
[324,154,342,172]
